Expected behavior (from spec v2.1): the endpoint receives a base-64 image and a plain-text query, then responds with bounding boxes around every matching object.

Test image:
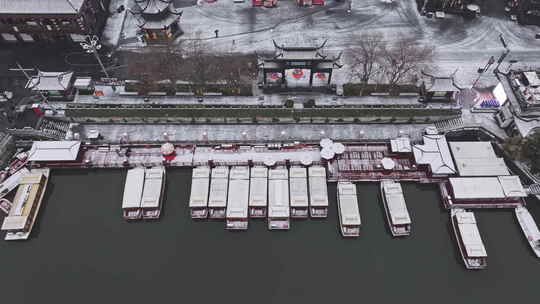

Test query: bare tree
[379,38,435,87]
[215,54,257,89]
[182,37,221,91]
[348,32,385,85]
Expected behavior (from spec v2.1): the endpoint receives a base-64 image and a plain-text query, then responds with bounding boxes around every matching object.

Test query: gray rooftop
[0,0,85,14]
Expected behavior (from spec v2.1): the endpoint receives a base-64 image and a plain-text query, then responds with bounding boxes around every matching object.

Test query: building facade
[0,0,110,43]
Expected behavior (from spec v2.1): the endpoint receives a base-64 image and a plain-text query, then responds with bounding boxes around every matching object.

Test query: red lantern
[292,69,304,79]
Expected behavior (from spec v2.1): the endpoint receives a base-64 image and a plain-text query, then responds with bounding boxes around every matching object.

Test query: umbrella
[320,138,333,148]
[333,143,346,154]
[264,156,277,167]
[301,154,313,166]
[321,148,335,160]
[160,142,175,156]
[381,157,395,170]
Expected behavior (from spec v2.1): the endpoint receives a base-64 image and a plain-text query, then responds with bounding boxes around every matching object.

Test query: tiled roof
[0,0,85,14]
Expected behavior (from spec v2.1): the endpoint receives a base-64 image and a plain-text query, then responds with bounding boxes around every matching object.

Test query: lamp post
[494,34,511,75]
[80,35,116,90]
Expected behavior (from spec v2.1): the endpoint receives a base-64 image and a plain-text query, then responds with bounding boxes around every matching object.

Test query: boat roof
[289,177,308,207]
[269,167,288,180]
[208,178,228,207]
[249,177,267,207]
[449,142,509,176]
[122,168,145,209]
[189,178,209,207]
[141,167,164,208]
[338,182,361,226]
[412,135,456,175]
[192,166,210,178]
[449,176,526,199]
[226,179,249,218]
[229,166,249,180]
[454,211,487,257]
[289,166,307,178]
[308,166,326,178]
[211,166,229,179]
[1,215,28,231]
[251,166,268,178]
[268,179,289,217]
[515,206,540,237]
[308,176,328,207]
[382,181,411,225]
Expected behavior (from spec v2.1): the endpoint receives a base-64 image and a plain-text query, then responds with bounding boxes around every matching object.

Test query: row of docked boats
[121,166,166,220]
[337,180,412,238]
[188,165,330,230]
[448,204,540,270]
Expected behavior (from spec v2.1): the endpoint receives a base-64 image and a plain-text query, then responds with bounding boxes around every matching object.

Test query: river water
[1,168,539,303]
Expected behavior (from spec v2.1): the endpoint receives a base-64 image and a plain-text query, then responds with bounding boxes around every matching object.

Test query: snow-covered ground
[108,0,540,88]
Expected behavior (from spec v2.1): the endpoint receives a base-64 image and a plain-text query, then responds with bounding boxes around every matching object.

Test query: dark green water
[1,168,539,304]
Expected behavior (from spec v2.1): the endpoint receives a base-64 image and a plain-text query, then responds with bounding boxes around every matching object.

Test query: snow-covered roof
[141,167,164,208]
[454,211,487,258]
[381,181,411,225]
[0,0,85,14]
[28,141,81,161]
[308,175,328,207]
[250,166,267,178]
[514,117,540,138]
[426,77,460,92]
[268,179,289,218]
[449,176,526,200]
[249,176,267,207]
[192,166,210,178]
[524,71,540,87]
[413,135,456,175]
[226,179,249,218]
[229,166,249,180]
[289,176,308,208]
[269,167,288,180]
[211,166,229,179]
[208,178,228,208]
[1,215,28,231]
[189,177,209,208]
[498,176,527,197]
[289,166,307,178]
[338,182,361,226]
[122,167,145,209]
[449,142,509,176]
[26,71,74,91]
[390,137,412,153]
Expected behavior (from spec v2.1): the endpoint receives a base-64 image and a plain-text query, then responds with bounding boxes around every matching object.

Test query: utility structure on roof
[257,40,343,93]
[131,0,183,44]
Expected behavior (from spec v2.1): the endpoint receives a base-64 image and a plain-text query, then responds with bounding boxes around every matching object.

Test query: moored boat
[189,167,211,219]
[515,205,540,258]
[1,168,50,241]
[141,166,166,219]
[248,166,267,218]
[337,181,361,238]
[122,167,145,220]
[208,166,229,219]
[380,180,411,237]
[268,167,290,230]
[308,166,328,218]
[450,209,488,270]
[289,167,308,218]
[226,166,250,230]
